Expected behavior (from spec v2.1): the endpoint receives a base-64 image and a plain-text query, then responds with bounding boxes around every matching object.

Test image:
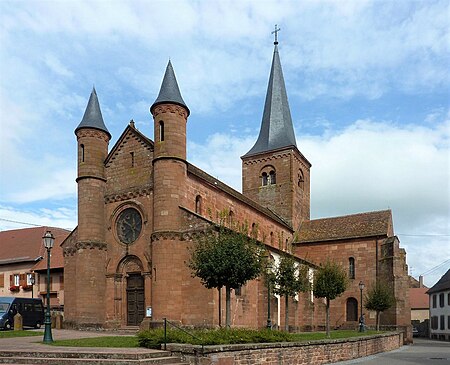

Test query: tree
[364,281,395,331]
[188,224,264,328]
[273,253,310,331]
[313,260,348,337]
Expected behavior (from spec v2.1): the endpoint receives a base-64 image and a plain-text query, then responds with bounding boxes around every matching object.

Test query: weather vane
[272,24,281,45]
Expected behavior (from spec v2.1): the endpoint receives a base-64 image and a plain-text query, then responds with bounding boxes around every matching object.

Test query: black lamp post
[30,275,35,299]
[359,281,365,332]
[42,230,54,343]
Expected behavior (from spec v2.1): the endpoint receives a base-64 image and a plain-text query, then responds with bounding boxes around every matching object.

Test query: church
[62,38,410,337]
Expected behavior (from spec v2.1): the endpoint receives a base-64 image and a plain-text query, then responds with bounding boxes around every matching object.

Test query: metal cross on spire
[272,24,281,45]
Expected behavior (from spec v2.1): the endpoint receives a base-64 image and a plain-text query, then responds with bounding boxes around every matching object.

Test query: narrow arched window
[298,169,304,189]
[195,195,202,214]
[159,121,165,141]
[80,144,85,162]
[269,170,276,184]
[262,172,268,186]
[251,223,257,238]
[270,232,274,245]
[228,210,234,226]
[130,152,135,167]
[349,257,355,279]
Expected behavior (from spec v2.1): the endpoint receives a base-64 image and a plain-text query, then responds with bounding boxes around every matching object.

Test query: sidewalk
[0,329,160,355]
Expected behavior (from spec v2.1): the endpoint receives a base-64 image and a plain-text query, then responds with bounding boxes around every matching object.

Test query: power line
[420,259,450,276]
[397,233,450,237]
[0,217,42,227]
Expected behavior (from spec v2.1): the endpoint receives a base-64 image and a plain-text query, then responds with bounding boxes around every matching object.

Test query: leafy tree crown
[313,260,348,301]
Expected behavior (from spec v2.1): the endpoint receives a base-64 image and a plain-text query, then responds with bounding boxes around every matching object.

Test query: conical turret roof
[243,44,297,157]
[150,60,189,116]
[75,87,111,138]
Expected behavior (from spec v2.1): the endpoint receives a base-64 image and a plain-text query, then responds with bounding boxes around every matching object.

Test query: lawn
[49,336,139,348]
[0,330,43,338]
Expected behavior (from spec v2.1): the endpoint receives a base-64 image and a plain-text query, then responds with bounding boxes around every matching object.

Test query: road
[330,338,450,365]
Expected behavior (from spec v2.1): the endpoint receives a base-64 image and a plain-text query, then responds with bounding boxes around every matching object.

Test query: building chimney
[419,275,423,288]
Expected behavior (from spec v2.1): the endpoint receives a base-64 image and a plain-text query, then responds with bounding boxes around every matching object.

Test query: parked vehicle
[0,297,44,330]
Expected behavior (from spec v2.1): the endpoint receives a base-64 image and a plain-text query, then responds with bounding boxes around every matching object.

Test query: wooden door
[346,298,358,321]
[127,274,145,326]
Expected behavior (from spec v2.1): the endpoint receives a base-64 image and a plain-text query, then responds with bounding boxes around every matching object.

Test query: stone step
[0,350,188,365]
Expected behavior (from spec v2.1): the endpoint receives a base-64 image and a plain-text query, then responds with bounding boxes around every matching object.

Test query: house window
[448,316,450,330]
[159,121,165,141]
[448,293,450,306]
[439,293,445,308]
[431,316,438,330]
[80,144,85,162]
[269,170,276,184]
[349,257,355,279]
[195,195,202,214]
[440,315,445,330]
[262,172,268,186]
[432,294,437,308]
[298,169,304,189]
[13,274,19,286]
[26,273,34,286]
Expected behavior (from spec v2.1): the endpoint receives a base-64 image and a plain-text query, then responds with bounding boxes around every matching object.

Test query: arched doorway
[346,298,358,322]
[126,273,144,325]
[117,255,145,326]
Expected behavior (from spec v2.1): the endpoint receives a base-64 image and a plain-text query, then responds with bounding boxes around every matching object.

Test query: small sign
[146,306,152,317]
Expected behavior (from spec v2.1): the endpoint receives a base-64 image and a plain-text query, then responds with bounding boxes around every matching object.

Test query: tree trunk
[326,297,330,338]
[376,311,380,331]
[218,287,222,328]
[285,296,289,332]
[225,285,231,329]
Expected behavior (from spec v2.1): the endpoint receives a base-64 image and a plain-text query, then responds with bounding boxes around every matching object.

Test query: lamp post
[42,230,54,343]
[359,281,365,332]
[267,278,272,329]
[30,275,35,299]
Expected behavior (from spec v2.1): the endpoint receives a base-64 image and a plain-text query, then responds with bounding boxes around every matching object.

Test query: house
[0,226,69,309]
[62,38,410,340]
[410,275,429,337]
[427,268,450,340]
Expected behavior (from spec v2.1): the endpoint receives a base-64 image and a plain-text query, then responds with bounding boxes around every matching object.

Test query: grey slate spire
[75,87,111,138]
[243,44,297,157]
[150,60,190,116]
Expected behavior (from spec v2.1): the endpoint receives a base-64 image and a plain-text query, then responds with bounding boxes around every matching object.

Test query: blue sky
[0,0,449,287]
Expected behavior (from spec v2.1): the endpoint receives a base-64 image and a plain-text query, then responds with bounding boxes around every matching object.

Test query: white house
[427,268,450,341]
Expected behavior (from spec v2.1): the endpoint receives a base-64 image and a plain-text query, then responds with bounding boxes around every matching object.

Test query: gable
[105,123,154,195]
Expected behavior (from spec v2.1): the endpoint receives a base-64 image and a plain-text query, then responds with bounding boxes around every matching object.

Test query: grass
[0,330,43,338]
[49,336,139,348]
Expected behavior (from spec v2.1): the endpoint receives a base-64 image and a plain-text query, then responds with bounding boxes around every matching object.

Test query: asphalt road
[330,338,450,365]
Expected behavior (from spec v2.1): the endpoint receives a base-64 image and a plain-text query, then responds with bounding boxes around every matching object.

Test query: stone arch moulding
[117,254,144,275]
[109,200,148,230]
[260,165,276,186]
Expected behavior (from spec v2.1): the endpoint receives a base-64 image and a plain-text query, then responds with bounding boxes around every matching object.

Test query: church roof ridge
[242,43,297,157]
[150,60,190,116]
[75,87,111,138]
[307,209,392,223]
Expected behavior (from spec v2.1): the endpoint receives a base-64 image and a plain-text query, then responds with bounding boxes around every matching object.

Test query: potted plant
[9,285,20,292]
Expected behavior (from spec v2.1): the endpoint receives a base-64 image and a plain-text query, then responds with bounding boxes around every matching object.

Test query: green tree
[273,254,310,331]
[364,281,395,331]
[188,225,264,328]
[313,260,348,337]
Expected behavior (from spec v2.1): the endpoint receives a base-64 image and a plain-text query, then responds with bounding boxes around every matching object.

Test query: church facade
[62,41,410,336]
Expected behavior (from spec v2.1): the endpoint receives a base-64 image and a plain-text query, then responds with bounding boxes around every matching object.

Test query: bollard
[13,313,23,331]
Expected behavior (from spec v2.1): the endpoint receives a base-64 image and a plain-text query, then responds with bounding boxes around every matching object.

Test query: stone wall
[167,332,403,365]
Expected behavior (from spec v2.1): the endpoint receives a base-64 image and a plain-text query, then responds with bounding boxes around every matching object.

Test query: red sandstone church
[62,41,410,335]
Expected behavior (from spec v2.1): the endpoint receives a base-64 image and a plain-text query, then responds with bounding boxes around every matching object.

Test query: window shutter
[0,273,4,288]
[10,275,14,287]
[19,274,26,286]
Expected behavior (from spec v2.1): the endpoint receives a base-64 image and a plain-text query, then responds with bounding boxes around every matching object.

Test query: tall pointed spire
[150,60,189,116]
[243,43,297,157]
[75,87,111,138]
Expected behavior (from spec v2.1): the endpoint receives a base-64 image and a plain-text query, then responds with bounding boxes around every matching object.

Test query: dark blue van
[0,297,44,330]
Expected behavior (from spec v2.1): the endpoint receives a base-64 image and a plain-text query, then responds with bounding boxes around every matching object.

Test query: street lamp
[30,275,35,299]
[359,281,365,332]
[42,230,54,343]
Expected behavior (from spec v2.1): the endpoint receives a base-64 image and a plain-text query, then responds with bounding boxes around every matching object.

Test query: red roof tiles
[296,210,393,243]
[410,287,429,309]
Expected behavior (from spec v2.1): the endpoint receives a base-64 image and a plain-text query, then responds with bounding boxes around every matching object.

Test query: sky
[0,0,449,288]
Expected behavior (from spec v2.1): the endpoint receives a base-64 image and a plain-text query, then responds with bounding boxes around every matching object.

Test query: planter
[9,286,20,292]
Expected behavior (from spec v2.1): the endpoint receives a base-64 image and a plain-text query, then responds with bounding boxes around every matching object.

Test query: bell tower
[241,40,311,230]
